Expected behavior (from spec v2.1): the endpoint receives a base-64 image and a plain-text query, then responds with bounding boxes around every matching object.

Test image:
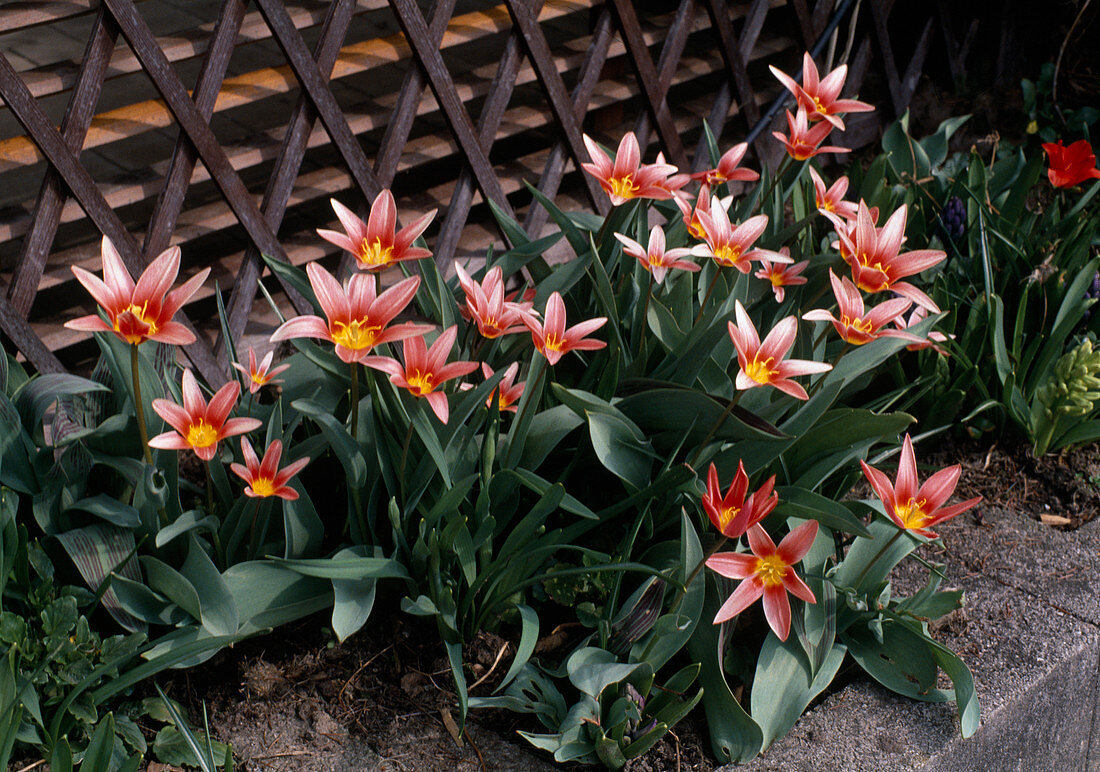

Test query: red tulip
[149,370,261,461]
[65,237,208,346]
[1042,139,1100,188]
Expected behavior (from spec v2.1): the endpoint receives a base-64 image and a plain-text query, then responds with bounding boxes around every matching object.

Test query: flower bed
[1,51,1099,770]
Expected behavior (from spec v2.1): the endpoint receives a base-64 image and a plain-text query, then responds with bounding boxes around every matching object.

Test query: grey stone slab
[729,548,1100,772]
[931,506,1100,628]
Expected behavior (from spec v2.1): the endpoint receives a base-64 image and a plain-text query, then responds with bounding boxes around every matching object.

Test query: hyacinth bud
[939,196,966,242]
[1032,338,1100,454]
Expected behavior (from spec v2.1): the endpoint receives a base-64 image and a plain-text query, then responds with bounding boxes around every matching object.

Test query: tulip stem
[754,156,794,216]
[247,498,261,560]
[399,420,414,505]
[350,363,360,442]
[687,389,743,468]
[693,269,723,326]
[852,527,907,592]
[636,274,653,360]
[639,534,729,663]
[131,344,153,466]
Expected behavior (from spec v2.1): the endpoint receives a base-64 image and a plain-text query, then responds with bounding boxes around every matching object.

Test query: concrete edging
[727,507,1100,772]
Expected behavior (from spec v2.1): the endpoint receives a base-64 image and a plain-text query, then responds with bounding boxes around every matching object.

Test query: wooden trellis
[0,0,933,378]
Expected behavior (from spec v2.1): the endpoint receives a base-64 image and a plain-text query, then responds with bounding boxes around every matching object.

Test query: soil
[122,433,1094,772]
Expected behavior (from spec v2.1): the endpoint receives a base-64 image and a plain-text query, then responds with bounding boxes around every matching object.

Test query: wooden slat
[225,0,359,350]
[608,0,690,169]
[2,0,357,106]
[389,0,518,233]
[0,1,102,32]
[7,8,119,317]
[0,49,224,384]
[0,0,596,173]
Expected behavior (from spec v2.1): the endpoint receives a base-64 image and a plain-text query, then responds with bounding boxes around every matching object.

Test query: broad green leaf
[223,561,331,631]
[271,554,410,581]
[751,634,846,748]
[142,556,202,621]
[587,411,652,491]
[688,574,763,763]
[495,604,539,693]
[12,374,109,436]
[181,535,239,636]
[293,399,366,489]
[68,495,141,529]
[774,487,871,538]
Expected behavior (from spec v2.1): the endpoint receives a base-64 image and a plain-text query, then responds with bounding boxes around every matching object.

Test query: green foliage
[850,111,1100,454]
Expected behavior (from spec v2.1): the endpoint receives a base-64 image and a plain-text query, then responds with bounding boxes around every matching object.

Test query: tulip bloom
[707,521,818,640]
[803,270,921,346]
[692,142,760,186]
[461,361,526,413]
[614,226,699,284]
[772,109,849,161]
[703,461,777,538]
[770,52,873,130]
[838,201,945,313]
[581,133,679,206]
[65,237,209,346]
[270,263,430,364]
[454,263,533,339]
[860,434,981,538]
[755,248,808,303]
[728,301,831,399]
[1042,139,1100,188]
[809,167,858,221]
[692,199,785,273]
[230,438,309,500]
[149,370,262,461]
[521,292,607,366]
[893,306,952,354]
[363,326,478,423]
[232,347,290,394]
[675,185,732,241]
[317,193,436,271]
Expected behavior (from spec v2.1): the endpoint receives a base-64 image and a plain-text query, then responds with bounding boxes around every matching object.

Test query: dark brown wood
[523,6,614,239]
[102,0,292,268]
[701,0,762,128]
[225,0,358,348]
[632,0,696,152]
[7,8,119,318]
[900,17,934,107]
[142,0,248,258]
[0,295,66,375]
[790,0,818,49]
[870,0,904,116]
[254,0,383,204]
[504,0,606,212]
[389,0,518,233]
[0,50,224,385]
[433,17,531,266]
[608,0,689,169]
[374,0,459,187]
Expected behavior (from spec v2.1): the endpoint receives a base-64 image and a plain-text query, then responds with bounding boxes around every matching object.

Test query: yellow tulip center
[543,334,566,353]
[688,216,707,240]
[743,355,778,385]
[819,197,835,212]
[331,319,381,351]
[769,272,785,287]
[813,96,828,115]
[608,174,638,200]
[405,369,436,396]
[840,314,875,343]
[185,420,219,449]
[250,476,277,497]
[713,244,744,267]
[894,497,930,530]
[718,505,740,531]
[357,237,395,268]
[754,554,789,587]
[114,302,159,343]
